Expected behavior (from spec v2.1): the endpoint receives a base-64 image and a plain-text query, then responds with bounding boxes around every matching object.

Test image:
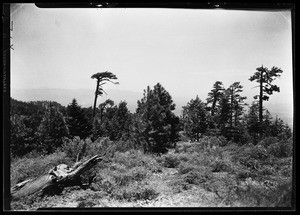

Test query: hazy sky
[10,4,293,114]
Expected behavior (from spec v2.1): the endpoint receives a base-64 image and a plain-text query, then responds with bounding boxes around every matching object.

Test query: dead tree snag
[11,155,103,200]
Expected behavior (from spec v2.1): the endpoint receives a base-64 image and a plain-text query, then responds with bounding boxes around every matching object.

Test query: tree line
[10,66,292,157]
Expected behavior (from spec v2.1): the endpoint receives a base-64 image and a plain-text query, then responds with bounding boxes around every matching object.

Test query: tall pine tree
[206,81,224,116]
[249,65,282,123]
[227,82,247,127]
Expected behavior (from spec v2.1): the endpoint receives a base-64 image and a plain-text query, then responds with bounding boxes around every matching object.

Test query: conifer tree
[92,100,132,141]
[113,101,132,140]
[10,115,34,157]
[245,102,260,143]
[66,98,92,139]
[227,82,247,127]
[182,96,208,142]
[217,93,231,129]
[91,71,119,118]
[206,81,224,116]
[136,83,180,153]
[37,104,69,154]
[249,65,283,123]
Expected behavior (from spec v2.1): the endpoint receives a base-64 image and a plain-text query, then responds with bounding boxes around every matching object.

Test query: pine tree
[217,93,231,129]
[91,71,119,118]
[270,116,292,140]
[91,100,133,141]
[113,101,132,140]
[10,115,34,157]
[227,82,247,127]
[135,83,180,153]
[249,65,283,123]
[182,96,208,142]
[37,104,69,154]
[66,98,92,139]
[206,81,224,116]
[262,110,273,137]
[245,102,260,143]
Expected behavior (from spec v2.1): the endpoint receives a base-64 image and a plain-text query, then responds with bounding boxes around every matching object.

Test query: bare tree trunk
[11,155,102,200]
[93,79,100,118]
[230,88,233,128]
[259,70,263,123]
[259,70,264,138]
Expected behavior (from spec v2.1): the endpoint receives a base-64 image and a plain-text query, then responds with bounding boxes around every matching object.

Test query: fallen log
[11,155,103,200]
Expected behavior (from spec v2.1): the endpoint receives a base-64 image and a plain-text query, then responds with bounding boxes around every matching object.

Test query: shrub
[175,142,194,153]
[258,165,276,176]
[210,158,233,173]
[177,153,190,163]
[258,137,279,147]
[198,136,222,148]
[91,150,157,194]
[112,149,160,172]
[178,162,198,175]
[168,178,192,192]
[280,165,292,177]
[183,169,213,185]
[274,179,293,207]
[233,178,292,207]
[94,178,116,194]
[232,145,268,171]
[60,136,86,161]
[235,170,252,180]
[179,131,189,142]
[249,146,268,160]
[177,136,228,154]
[217,136,229,147]
[110,181,159,201]
[75,192,106,208]
[112,166,148,186]
[268,138,293,158]
[203,174,238,202]
[109,163,128,172]
[175,142,204,154]
[160,152,181,168]
[85,137,114,158]
[113,139,138,153]
[184,152,214,167]
[178,161,213,185]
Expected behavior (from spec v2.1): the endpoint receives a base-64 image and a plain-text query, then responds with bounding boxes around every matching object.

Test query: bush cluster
[110,181,159,201]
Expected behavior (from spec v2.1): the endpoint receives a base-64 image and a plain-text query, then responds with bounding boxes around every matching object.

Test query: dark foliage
[135,83,180,153]
[92,100,132,141]
[35,104,69,154]
[66,98,92,139]
[181,96,209,142]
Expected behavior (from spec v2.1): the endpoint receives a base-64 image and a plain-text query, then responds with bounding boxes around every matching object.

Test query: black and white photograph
[4,2,294,211]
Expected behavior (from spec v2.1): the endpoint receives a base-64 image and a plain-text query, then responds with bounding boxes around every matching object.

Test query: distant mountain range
[10,88,293,128]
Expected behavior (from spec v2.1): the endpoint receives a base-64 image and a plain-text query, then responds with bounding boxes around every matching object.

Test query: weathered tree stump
[11,155,103,200]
